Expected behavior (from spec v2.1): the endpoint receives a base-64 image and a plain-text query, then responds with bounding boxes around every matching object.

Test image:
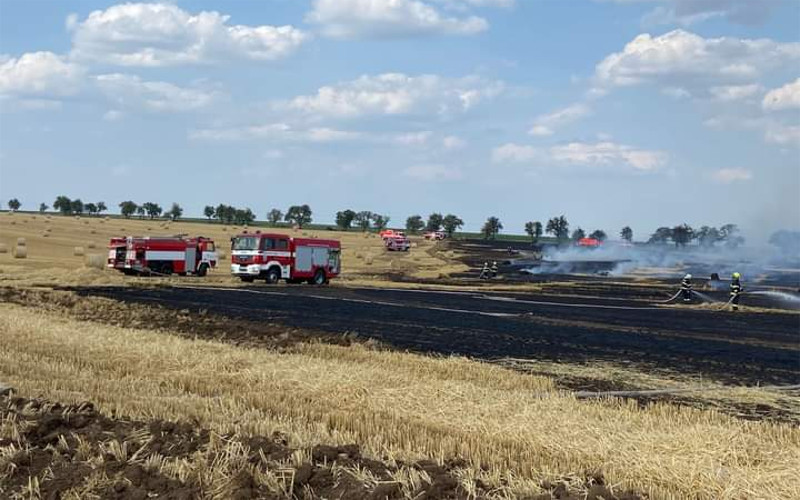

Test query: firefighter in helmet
[680,273,693,303]
[480,261,490,280]
[490,261,499,279]
[730,272,744,311]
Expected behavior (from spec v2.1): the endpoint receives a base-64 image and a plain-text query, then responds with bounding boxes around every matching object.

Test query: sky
[0,0,798,242]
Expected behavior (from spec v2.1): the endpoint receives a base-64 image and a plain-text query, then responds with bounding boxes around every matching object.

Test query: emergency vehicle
[576,237,602,248]
[107,236,218,276]
[230,231,341,284]
[379,229,406,239]
[423,231,446,241]
[384,234,411,251]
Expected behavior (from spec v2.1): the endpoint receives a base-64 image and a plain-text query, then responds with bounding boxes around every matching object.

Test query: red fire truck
[107,236,218,276]
[230,231,341,284]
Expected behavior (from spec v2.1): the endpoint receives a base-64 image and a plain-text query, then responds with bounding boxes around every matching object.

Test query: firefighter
[480,261,491,280]
[680,273,693,303]
[490,261,499,279]
[730,272,744,311]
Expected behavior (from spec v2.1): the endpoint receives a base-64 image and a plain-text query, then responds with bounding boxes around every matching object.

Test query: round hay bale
[16,237,26,246]
[87,242,96,249]
[90,229,97,234]
[9,221,15,225]
[85,254,105,270]
[217,250,227,260]
[364,254,374,265]
[42,233,50,238]
[0,243,7,253]
[44,228,52,233]
[73,246,85,256]
[12,245,27,259]
[84,220,90,225]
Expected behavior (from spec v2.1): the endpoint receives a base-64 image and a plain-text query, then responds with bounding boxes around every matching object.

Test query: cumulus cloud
[763,78,800,111]
[0,51,84,97]
[95,74,219,112]
[70,3,307,66]
[305,0,488,39]
[528,103,590,136]
[285,73,503,119]
[711,168,753,183]
[595,30,800,94]
[708,84,762,101]
[189,123,361,142]
[403,164,462,181]
[493,141,667,172]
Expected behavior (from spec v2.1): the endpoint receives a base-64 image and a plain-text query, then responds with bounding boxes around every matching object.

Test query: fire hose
[656,289,683,304]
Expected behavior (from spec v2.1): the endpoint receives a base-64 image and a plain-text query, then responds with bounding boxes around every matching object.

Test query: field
[1,212,799,499]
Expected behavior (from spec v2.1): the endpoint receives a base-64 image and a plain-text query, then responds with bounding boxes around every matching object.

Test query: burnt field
[71,284,800,387]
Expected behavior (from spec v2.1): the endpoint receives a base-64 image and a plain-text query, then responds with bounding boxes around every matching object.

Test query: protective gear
[479,261,491,280]
[680,275,693,303]
[490,261,499,278]
[730,274,743,311]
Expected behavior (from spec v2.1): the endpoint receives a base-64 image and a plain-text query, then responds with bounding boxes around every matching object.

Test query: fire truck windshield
[232,236,259,250]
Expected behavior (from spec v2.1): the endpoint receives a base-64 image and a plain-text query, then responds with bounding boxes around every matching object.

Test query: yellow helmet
[732,272,741,279]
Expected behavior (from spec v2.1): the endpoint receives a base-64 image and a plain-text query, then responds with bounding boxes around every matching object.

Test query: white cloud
[711,168,753,183]
[285,73,503,119]
[442,135,466,150]
[393,131,433,145]
[95,74,219,112]
[493,141,666,172]
[0,51,84,97]
[71,3,307,66]
[635,0,780,27]
[103,109,124,121]
[189,123,361,142]
[595,30,800,93]
[492,143,539,163]
[528,103,590,136]
[765,124,800,145]
[709,84,762,101]
[661,87,691,99]
[306,0,488,39]
[403,164,462,181]
[763,78,800,111]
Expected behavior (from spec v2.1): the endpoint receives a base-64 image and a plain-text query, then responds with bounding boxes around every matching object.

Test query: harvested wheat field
[1,300,799,499]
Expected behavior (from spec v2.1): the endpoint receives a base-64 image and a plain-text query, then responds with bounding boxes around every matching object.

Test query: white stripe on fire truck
[145,251,186,260]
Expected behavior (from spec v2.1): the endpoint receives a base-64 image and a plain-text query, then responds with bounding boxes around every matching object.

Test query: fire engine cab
[230,232,341,284]
[108,236,217,276]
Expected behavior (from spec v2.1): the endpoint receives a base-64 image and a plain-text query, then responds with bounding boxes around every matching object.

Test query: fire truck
[230,231,341,284]
[384,234,411,251]
[107,236,218,276]
[379,229,406,239]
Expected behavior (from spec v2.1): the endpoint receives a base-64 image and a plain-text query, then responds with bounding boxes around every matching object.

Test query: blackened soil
[70,284,800,386]
[0,394,642,499]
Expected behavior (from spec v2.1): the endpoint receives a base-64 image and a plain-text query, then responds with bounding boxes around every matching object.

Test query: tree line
[647,223,744,248]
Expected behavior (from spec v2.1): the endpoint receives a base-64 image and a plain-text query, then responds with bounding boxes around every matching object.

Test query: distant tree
[39,203,48,213]
[372,213,390,231]
[481,216,503,240]
[589,229,607,241]
[671,224,694,248]
[620,226,633,243]
[441,214,464,237]
[119,201,137,218]
[167,202,183,221]
[215,204,229,224]
[85,202,98,216]
[648,227,672,244]
[354,211,373,231]
[284,204,312,228]
[97,201,107,214]
[136,205,146,219]
[54,196,72,215]
[425,213,444,232]
[546,215,570,240]
[406,215,424,234]
[571,228,586,241]
[525,221,543,243]
[7,198,21,211]
[204,205,215,220]
[719,223,744,248]
[696,226,721,247]
[266,208,283,226]
[70,199,84,215]
[234,208,255,225]
[142,202,162,219]
[336,209,357,230]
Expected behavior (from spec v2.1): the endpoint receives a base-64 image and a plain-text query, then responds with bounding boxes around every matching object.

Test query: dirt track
[71,284,800,387]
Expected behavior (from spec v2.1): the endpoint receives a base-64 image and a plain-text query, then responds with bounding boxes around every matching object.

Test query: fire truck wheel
[265,267,281,284]
[196,264,209,277]
[310,269,327,285]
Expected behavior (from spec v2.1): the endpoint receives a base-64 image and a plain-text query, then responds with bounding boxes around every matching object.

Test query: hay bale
[85,254,105,269]
[0,243,7,253]
[12,245,27,259]
[364,254,374,265]
[44,228,52,233]
[16,238,26,246]
[73,246,85,256]
[9,221,15,225]
[42,233,50,238]
[217,250,227,260]
[87,242,96,249]
[90,229,96,234]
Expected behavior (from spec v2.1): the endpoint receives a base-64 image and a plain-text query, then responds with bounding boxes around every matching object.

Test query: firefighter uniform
[480,261,490,280]
[730,272,743,311]
[680,274,693,303]
[490,261,499,278]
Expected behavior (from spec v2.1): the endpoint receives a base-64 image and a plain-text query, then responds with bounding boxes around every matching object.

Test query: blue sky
[1,0,798,241]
